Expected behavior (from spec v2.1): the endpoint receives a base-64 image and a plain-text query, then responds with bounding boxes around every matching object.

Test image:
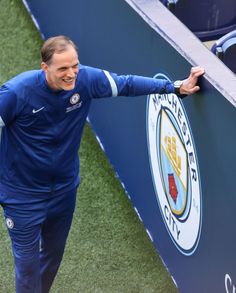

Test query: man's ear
[41,62,48,72]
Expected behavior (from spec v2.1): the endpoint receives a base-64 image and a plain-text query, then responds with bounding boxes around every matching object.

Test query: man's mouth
[62,78,75,84]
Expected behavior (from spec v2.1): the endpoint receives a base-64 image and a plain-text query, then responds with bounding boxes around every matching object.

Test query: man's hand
[179,66,205,95]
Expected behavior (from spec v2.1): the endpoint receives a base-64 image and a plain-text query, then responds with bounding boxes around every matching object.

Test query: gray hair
[41,35,78,64]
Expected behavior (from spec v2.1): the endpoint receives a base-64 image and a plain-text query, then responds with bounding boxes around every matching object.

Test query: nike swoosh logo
[32,107,45,114]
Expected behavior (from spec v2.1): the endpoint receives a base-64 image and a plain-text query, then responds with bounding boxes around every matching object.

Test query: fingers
[181,85,200,95]
[179,66,204,95]
[180,79,201,95]
[189,85,200,94]
[190,66,205,77]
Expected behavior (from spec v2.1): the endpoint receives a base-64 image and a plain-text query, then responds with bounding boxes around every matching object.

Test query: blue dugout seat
[160,0,236,41]
[211,30,236,74]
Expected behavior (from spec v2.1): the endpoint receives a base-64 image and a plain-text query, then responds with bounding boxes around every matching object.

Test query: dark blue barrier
[23,0,236,292]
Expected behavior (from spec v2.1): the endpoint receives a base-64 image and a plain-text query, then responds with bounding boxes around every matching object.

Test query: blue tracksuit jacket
[0,64,174,201]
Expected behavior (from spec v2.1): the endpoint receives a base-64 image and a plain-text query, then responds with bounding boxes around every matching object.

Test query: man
[0,35,204,293]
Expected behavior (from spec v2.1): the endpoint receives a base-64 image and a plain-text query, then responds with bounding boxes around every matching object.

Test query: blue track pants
[1,188,77,293]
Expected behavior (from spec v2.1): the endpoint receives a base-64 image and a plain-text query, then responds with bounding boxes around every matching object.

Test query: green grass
[0,0,178,292]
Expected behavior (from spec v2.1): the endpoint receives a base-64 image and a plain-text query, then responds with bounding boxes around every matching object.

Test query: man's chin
[62,82,76,91]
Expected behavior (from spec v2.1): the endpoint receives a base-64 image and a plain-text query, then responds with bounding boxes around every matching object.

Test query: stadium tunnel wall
[22,0,236,292]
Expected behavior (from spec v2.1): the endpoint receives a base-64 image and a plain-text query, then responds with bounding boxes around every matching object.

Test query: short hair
[41,35,78,64]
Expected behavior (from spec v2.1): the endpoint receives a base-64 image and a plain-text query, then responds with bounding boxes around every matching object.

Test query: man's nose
[67,67,76,77]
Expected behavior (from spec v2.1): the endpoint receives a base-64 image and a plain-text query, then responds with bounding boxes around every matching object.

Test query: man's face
[42,45,79,91]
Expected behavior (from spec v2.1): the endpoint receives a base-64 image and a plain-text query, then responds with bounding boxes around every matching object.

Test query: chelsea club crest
[146,73,202,256]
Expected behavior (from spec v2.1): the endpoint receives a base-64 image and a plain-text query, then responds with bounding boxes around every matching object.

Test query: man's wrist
[173,80,188,98]
[173,80,183,95]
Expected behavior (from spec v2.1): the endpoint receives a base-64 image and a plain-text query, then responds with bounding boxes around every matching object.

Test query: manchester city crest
[146,73,202,256]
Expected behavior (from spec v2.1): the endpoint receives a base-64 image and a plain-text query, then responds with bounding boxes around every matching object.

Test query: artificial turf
[0,0,178,292]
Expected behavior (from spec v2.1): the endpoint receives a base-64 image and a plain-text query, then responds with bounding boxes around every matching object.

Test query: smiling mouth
[63,78,75,84]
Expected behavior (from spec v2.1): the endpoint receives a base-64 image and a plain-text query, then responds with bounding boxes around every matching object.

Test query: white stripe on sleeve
[0,116,5,127]
[103,70,118,97]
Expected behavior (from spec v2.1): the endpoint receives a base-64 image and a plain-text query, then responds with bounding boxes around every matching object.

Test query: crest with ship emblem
[160,109,189,219]
[146,73,202,256]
